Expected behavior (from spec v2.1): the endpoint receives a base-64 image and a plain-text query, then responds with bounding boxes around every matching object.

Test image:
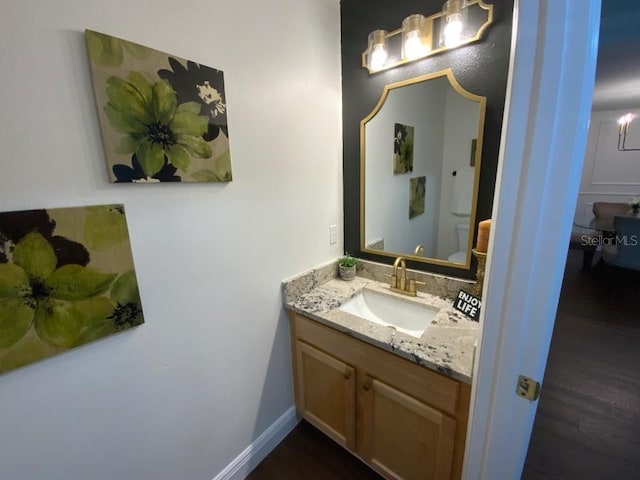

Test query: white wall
[0,1,342,479]
[436,87,481,259]
[574,108,640,224]
[364,80,446,256]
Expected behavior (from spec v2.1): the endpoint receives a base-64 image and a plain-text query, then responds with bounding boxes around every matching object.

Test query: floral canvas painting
[393,123,414,174]
[409,176,426,219]
[85,30,232,183]
[0,204,144,374]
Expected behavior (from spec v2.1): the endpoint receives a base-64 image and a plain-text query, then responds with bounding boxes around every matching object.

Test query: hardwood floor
[522,250,640,479]
[249,250,639,480]
[247,420,382,479]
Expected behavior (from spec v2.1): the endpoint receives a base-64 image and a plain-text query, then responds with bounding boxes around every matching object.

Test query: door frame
[463,1,601,478]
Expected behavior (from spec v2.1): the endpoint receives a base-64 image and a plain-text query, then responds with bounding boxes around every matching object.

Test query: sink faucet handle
[409,278,426,293]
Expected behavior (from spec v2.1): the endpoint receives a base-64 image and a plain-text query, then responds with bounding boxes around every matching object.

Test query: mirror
[360,68,486,268]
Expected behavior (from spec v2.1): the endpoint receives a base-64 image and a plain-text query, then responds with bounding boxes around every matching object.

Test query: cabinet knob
[363,378,373,391]
[343,370,351,379]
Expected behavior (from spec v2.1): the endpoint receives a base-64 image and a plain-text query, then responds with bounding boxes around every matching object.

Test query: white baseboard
[212,406,299,480]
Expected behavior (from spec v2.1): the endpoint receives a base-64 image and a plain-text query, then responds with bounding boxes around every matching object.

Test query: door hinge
[516,375,541,401]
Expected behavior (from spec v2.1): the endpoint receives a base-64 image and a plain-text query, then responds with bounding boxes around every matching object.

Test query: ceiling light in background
[618,113,640,151]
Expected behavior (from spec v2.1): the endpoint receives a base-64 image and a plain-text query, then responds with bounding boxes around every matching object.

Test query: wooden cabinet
[289,311,471,480]
[295,341,356,450]
[360,376,457,480]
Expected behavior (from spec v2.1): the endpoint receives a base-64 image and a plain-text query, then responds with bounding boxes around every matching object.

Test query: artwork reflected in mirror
[394,123,414,173]
[409,176,426,219]
[361,68,486,268]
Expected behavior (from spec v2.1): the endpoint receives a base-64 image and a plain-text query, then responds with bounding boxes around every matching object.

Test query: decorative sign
[453,289,481,321]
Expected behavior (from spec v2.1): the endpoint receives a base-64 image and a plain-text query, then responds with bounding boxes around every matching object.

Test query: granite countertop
[283,261,478,384]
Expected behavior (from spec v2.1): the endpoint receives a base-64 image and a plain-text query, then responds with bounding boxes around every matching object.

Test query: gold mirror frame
[361,0,494,74]
[360,68,487,268]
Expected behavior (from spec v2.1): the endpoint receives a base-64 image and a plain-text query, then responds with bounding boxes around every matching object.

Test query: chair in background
[592,202,629,231]
[568,202,628,271]
[603,216,640,270]
[569,227,598,271]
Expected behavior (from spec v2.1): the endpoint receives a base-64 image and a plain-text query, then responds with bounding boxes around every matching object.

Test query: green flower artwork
[85,29,232,183]
[393,123,414,174]
[0,205,144,375]
[409,176,426,219]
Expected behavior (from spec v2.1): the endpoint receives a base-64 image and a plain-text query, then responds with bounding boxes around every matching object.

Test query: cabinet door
[360,376,457,480]
[296,341,356,450]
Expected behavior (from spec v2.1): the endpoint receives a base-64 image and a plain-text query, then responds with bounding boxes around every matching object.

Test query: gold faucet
[389,256,419,296]
[414,244,425,256]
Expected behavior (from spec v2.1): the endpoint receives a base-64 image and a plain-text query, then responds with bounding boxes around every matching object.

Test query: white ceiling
[592,0,640,111]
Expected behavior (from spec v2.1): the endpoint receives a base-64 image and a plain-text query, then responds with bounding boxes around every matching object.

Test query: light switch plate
[329,224,338,245]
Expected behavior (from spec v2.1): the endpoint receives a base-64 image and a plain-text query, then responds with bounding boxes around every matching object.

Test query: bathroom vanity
[283,261,478,480]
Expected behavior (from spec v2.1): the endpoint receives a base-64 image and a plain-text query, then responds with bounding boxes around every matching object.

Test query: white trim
[589,182,640,186]
[578,192,640,196]
[212,407,299,480]
[463,1,600,479]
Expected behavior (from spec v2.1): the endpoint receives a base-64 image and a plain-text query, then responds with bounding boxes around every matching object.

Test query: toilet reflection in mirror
[361,68,486,268]
[448,221,470,263]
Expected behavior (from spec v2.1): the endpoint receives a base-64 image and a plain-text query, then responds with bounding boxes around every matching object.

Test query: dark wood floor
[247,420,382,479]
[522,250,640,479]
[248,250,640,480]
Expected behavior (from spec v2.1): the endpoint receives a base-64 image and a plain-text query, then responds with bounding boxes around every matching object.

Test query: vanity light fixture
[362,0,493,74]
[617,113,640,151]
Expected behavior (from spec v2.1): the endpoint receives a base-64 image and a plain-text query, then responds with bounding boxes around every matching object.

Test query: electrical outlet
[329,224,338,245]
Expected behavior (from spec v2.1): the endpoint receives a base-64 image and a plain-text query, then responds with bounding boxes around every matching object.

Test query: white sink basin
[338,288,439,338]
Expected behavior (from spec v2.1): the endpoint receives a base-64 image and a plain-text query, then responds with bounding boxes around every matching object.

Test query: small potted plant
[339,253,358,281]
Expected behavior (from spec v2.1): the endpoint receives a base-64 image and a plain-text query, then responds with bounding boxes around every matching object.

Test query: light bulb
[618,113,635,126]
[618,113,636,137]
[370,44,388,70]
[367,30,388,71]
[439,0,467,48]
[402,14,427,61]
[444,14,463,47]
[403,30,424,60]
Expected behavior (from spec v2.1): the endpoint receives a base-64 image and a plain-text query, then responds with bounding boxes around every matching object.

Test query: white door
[464,1,601,478]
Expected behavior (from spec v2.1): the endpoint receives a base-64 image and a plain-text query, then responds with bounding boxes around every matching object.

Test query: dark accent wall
[341,0,514,279]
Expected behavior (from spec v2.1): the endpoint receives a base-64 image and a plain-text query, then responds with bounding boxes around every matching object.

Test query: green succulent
[339,253,358,268]
[104,72,212,177]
